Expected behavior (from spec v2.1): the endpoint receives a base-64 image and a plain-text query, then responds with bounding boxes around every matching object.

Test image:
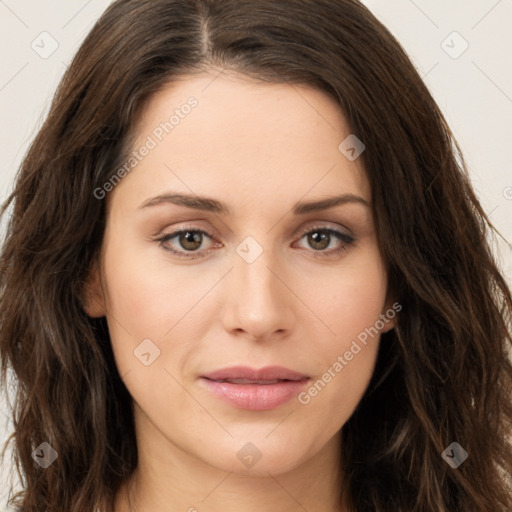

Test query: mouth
[200,366,310,411]
[208,378,297,385]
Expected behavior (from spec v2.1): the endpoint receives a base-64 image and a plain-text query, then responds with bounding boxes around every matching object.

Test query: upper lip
[201,366,309,383]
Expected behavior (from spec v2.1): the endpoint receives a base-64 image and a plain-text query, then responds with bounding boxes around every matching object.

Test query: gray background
[1,0,511,508]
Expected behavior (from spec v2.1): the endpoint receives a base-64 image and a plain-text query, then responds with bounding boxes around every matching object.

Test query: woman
[1,0,511,511]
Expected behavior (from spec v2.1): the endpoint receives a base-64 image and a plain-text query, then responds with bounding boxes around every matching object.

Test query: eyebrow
[139,192,370,215]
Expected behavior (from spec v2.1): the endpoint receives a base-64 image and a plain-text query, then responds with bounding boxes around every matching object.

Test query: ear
[380,300,401,333]
[82,260,107,318]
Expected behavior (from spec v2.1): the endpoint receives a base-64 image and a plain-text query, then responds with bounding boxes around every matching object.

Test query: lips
[215,378,283,385]
[200,366,310,410]
[202,366,309,383]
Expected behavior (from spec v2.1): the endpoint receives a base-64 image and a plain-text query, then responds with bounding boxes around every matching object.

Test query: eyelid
[154,223,219,260]
[155,221,356,260]
[293,220,354,239]
[292,223,355,256]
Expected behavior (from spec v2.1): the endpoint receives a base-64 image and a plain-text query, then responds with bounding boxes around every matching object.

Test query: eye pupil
[180,231,202,251]
[308,231,330,250]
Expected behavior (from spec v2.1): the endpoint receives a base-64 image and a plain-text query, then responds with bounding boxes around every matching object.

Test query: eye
[155,227,217,260]
[294,225,356,257]
[155,224,356,260]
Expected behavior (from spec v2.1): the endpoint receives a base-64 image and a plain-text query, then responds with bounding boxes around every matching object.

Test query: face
[85,70,396,476]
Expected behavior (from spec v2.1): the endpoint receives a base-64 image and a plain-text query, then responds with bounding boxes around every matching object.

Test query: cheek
[297,247,387,415]
[99,232,186,370]
[297,341,380,448]
[101,216,228,323]
[297,305,383,439]
[100,231,230,387]
[312,244,388,346]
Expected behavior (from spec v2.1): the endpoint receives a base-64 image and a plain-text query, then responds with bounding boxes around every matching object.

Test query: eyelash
[155,224,356,260]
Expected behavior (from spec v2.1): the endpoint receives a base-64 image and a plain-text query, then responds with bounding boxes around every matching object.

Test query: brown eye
[296,227,355,256]
[156,224,355,261]
[178,231,204,251]
[156,228,217,259]
[306,231,331,251]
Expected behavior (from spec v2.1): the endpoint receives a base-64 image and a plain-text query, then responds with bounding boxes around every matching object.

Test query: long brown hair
[1,1,511,510]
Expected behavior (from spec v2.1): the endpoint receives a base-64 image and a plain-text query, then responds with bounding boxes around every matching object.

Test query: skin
[84,69,396,512]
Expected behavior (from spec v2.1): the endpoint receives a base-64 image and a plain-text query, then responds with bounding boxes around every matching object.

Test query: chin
[194,431,319,477]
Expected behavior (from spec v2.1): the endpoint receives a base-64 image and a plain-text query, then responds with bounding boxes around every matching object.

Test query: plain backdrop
[0,0,511,508]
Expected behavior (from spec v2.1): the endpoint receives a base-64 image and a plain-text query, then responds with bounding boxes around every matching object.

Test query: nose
[221,246,296,342]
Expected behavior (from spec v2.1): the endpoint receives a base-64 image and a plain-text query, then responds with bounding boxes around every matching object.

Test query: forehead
[114,70,370,212]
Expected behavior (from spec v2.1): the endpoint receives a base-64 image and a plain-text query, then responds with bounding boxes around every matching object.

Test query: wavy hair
[1,0,511,510]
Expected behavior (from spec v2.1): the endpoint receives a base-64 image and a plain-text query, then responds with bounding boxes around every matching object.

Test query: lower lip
[200,378,309,410]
